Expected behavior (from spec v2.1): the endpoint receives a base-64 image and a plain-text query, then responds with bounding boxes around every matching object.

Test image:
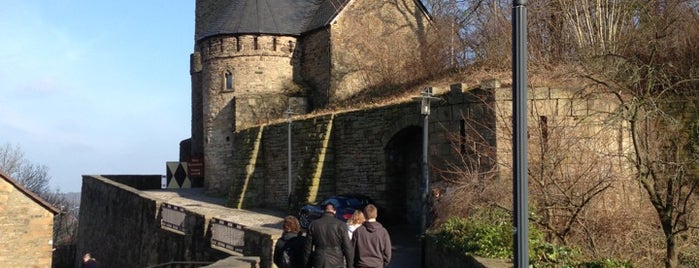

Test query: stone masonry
[220,81,636,228]
[189,0,434,194]
[76,175,283,268]
[0,172,58,268]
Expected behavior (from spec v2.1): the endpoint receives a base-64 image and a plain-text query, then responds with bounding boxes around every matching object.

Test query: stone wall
[190,0,435,196]
[424,235,511,268]
[329,0,432,102]
[193,34,300,194]
[226,85,472,223]
[0,177,55,267]
[76,175,280,268]
[76,176,226,268]
[221,81,633,226]
[299,29,331,109]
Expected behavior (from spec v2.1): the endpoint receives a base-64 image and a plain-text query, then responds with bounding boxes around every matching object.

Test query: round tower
[192,34,301,191]
[190,0,314,192]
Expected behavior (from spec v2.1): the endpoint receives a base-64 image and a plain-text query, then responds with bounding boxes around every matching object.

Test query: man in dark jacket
[352,204,391,268]
[304,202,353,268]
[82,253,98,268]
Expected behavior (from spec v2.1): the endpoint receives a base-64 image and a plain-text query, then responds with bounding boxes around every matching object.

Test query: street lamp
[413,87,440,237]
[285,107,297,208]
[513,1,529,267]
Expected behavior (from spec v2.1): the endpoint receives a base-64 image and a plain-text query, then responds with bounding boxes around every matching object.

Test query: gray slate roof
[197,0,351,41]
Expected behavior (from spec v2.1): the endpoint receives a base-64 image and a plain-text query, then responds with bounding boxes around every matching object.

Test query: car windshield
[344,198,363,207]
[321,196,368,209]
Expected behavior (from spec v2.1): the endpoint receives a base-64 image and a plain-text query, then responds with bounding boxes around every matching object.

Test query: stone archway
[384,126,422,230]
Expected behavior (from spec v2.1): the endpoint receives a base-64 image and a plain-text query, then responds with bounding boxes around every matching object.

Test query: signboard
[210,218,245,254]
[161,203,186,234]
[188,157,204,178]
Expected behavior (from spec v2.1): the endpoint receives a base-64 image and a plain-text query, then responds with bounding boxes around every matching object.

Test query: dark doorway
[384,126,422,231]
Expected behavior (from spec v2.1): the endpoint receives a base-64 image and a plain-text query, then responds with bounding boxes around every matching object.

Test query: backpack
[276,235,306,268]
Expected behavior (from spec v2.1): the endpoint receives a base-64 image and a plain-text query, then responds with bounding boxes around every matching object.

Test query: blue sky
[0,1,195,192]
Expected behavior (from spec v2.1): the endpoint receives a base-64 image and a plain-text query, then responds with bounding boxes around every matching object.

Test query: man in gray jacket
[352,204,392,268]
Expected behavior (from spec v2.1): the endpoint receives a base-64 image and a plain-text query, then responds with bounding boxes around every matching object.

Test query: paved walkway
[386,224,422,268]
[144,189,425,267]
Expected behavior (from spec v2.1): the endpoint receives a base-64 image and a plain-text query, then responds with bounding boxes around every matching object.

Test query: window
[224,71,234,91]
[539,116,549,147]
[460,119,467,155]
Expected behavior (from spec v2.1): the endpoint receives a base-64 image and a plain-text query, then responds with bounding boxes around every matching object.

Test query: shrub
[576,259,634,268]
[433,210,513,259]
[432,210,634,267]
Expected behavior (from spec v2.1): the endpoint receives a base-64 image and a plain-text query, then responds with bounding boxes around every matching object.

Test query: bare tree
[577,1,699,266]
[433,87,625,259]
[0,143,51,195]
[0,143,79,250]
[527,108,617,247]
[423,0,699,266]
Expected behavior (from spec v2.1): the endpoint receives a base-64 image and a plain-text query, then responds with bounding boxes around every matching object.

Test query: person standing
[352,204,391,268]
[304,202,353,268]
[82,252,98,268]
[347,210,365,240]
[274,216,306,268]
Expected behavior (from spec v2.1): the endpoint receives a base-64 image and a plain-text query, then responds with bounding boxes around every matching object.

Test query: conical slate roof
[197,0,351,41]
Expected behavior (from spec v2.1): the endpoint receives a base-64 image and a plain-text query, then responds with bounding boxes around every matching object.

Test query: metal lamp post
[413,87,440,237]
[513,1,529,267]
[285,107,296,208]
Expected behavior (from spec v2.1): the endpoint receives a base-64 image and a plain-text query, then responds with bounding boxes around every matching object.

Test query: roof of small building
[197,0,430,41]
[0,170,60,215]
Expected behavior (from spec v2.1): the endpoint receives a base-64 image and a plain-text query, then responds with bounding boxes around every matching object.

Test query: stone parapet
[199,35,297,60]
[77,175,283,268]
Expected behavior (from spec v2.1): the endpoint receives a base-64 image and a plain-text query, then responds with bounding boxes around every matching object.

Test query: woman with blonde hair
[347,209,365,239]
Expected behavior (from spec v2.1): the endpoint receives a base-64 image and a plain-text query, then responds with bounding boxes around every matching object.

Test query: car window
[346,198,363,207]
[324,198,341,208]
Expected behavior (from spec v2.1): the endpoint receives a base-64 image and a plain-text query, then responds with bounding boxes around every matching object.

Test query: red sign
[188,157,204,177]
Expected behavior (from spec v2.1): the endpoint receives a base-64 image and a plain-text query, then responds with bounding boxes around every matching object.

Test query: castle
[186,0,433,205]
[75,1,639,267]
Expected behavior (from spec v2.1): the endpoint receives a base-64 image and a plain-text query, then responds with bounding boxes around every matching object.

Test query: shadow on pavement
[386,224,422,268]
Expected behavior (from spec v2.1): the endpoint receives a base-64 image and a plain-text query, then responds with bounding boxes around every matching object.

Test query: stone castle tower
[188,0,432,191]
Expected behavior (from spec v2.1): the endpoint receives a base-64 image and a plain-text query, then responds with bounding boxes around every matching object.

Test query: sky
[0,1,195,192]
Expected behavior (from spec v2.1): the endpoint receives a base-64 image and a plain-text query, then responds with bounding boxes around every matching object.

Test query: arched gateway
[384,126,423,230]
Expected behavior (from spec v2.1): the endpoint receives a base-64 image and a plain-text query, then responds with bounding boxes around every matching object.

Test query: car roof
[332,194,371,200]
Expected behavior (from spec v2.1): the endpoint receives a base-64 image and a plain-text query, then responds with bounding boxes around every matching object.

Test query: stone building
[183,0,634,225]
[0,170,59,267]
[188,0,433,194]
[74,1,637,267]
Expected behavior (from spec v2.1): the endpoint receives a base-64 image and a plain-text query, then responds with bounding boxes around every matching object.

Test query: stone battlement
[199,35,297,60]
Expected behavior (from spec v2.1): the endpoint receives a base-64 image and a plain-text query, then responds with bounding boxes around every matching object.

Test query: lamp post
[513,1,529,267]
[413,87,440,237]
[285,107,296,208]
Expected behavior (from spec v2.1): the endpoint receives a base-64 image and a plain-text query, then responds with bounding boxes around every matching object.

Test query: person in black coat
[82,253,98,268]
[303,202,353,268]
[274,215,306,268]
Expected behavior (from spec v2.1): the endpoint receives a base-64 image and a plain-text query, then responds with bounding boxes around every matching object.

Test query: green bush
[433,211,633,268]
[575,259,634,268]
[433,210,513,259]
